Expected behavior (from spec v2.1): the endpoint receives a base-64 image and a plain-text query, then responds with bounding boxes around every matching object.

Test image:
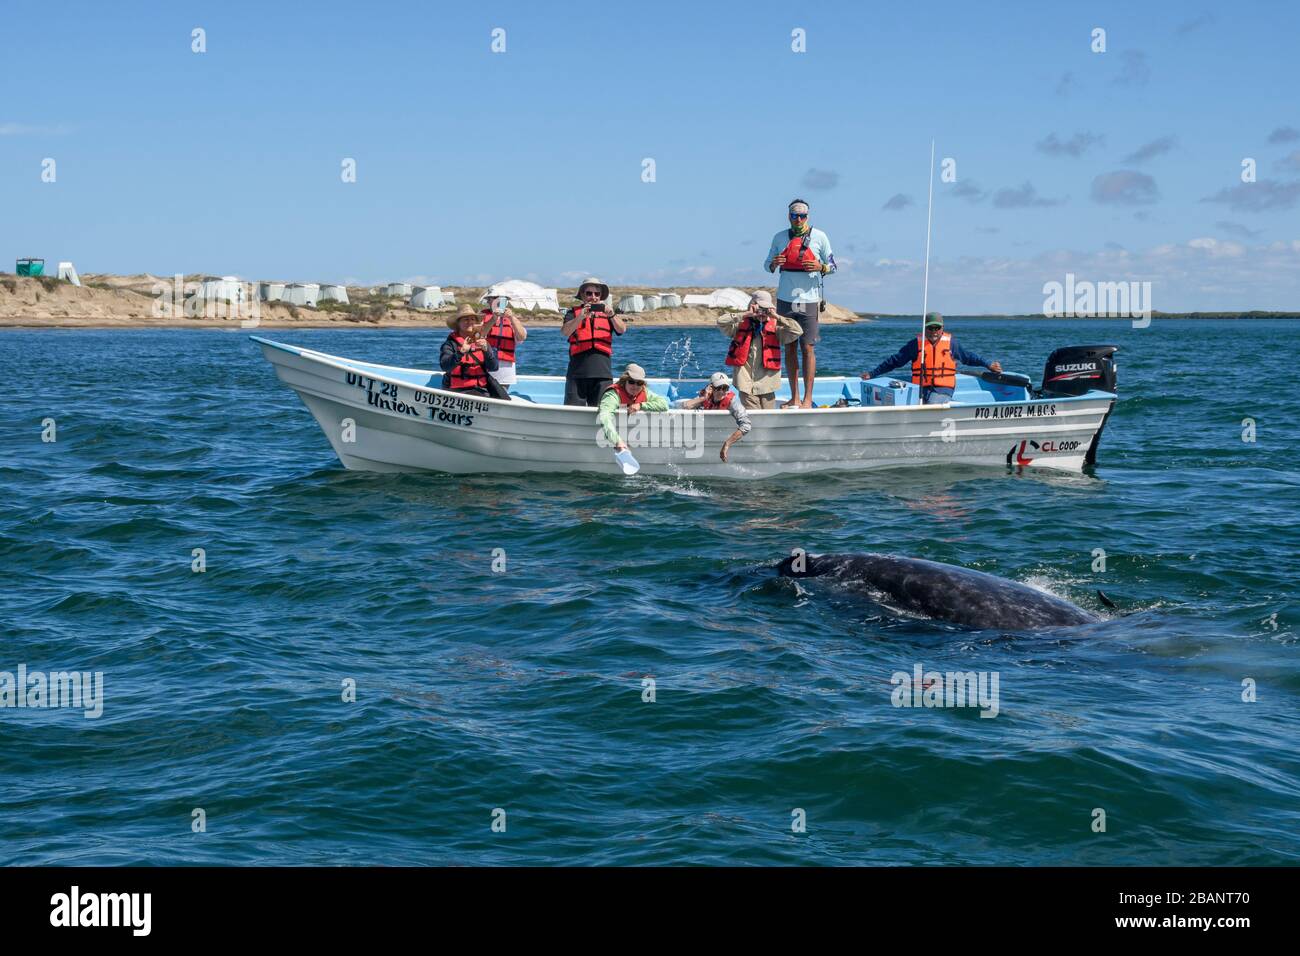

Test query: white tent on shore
[199,275,246,304]
[682,288,751,311]
[410,287,450,309]
[387,282,412,297]
[478,279,560,313]
[282,283,320,307]
[617,294,645,313]
[320,284,349,304]
[57,261,81,286]
[660,293,683,308]
[258,281,285,302]
[642,294,662,311]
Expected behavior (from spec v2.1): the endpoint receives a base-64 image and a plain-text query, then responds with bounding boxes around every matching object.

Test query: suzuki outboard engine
[1040,345,1118,396]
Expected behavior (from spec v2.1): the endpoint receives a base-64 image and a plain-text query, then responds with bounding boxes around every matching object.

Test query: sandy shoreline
[0,273,865,330]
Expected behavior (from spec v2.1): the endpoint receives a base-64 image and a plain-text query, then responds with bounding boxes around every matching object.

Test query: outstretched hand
[990,361,1003,373]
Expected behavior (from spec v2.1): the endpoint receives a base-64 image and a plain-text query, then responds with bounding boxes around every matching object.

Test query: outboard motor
[1040,345,1118,396]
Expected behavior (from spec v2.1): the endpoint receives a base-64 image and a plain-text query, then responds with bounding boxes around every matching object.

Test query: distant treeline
[856,311,1300,320]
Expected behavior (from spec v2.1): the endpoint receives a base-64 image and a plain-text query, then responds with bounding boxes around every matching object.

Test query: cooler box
[861,378,920,406]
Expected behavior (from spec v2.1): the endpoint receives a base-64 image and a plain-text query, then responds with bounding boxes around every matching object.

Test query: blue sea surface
[1,318,1297,865]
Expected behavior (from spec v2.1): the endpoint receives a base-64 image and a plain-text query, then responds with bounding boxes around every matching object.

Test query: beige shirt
[718,310,803,395]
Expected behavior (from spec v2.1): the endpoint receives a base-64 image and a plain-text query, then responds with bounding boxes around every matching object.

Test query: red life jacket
[568,307,614,357]
[726,315,783,370]
[482,309,517,363]
[912,332,956,389]
[779,229,818,271]
[697,388,730,410]
[447,334,489,390]
[602,382,640,406]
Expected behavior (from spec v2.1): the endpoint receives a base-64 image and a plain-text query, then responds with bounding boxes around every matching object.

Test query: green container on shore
[16,258,45,276]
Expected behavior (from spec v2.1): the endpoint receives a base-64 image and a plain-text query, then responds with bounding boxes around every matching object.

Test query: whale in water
[776,552,1100,630]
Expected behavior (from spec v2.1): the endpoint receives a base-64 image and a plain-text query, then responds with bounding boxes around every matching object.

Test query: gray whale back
[777,552,1098,630]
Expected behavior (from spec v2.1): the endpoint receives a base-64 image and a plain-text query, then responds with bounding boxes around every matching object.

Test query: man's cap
[924,312,944,328]
[709,372,732,388]
[623,363,647,382]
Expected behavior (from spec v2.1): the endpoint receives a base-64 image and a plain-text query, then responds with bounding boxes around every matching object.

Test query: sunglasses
[711,384,730,392]
[581,289,603,296]
[789,212,808,219]
[627,380,645,389]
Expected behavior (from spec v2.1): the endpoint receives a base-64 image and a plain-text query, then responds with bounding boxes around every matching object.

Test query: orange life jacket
[482,310,517,363]
[912,332,956,389]
[726,315,782,370]
[447,334,489,391]
[779,229,818,271]
[602,382,640,406]
[568,307,614,357]
[697,388,730,410]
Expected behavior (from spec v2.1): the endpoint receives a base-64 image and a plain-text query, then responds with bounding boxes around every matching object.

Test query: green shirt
[597,387,669,445]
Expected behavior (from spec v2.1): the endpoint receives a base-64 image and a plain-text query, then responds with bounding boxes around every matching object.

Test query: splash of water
[661,335,701,381]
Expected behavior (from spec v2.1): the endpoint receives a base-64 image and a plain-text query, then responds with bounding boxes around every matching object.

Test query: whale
[776,552,1100,630]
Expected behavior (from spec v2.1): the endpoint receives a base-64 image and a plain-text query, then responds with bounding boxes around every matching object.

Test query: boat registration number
[973,403,1058,419]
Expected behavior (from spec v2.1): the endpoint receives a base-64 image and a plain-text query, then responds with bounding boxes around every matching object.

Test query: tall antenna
[918,140,936,386]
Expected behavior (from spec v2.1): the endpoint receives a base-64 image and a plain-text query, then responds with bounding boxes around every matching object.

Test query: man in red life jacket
[718,290,803,409]
[764,199,835,408]
[673,372,753,462]
[561,276,627,406]
[862,313,1002,404]
[478,294,527,393]
[439,304,499,396]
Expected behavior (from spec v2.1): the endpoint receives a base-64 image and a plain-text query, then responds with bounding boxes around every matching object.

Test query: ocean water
[1,318,1297,866]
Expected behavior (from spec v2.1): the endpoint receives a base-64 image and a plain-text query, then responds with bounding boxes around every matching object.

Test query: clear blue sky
[3,0,1298,311]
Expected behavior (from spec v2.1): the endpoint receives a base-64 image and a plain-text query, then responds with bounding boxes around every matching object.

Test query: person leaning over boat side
[598,363,669,452]
[718,290,803,410]
[764,198,835,409]
[862,313,1002,404]
[439,303,499,397]
[673,372,751,463]
[479,295,527,393]
[561,276,627,407]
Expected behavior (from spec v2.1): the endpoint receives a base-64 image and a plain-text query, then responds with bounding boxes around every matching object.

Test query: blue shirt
[764,227,834,304]
[870,335,993,379]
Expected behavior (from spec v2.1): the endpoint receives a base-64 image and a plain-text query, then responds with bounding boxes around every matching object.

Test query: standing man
[718,290,802,409]
[861,313,1002,404]
[764,198,835,408]
[561,276,627,407]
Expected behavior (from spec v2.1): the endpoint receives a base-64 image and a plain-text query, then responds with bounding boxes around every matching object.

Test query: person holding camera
[719,290,803,410]
[598,363,668,452]
[673,372,751,463]
[561,277,627,407]
[439,304,499,396]
[763,198,835,408]
[479,295,527,393]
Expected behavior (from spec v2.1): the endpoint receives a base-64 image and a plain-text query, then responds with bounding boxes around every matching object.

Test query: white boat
[252,337,1118,478]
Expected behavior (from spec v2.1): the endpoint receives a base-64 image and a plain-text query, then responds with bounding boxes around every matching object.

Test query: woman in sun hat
[438,304,499,396]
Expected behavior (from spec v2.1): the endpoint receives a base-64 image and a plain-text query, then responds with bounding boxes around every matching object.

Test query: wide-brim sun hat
[446,303,480,329]
[575,276,610,300]
[622,363,647,382]
[750,290,775,310]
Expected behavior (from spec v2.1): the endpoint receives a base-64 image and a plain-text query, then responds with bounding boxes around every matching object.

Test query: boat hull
[255,338,1116,478]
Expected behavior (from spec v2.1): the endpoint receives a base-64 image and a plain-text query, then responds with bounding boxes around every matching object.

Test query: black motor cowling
[1040,345,1118,396]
